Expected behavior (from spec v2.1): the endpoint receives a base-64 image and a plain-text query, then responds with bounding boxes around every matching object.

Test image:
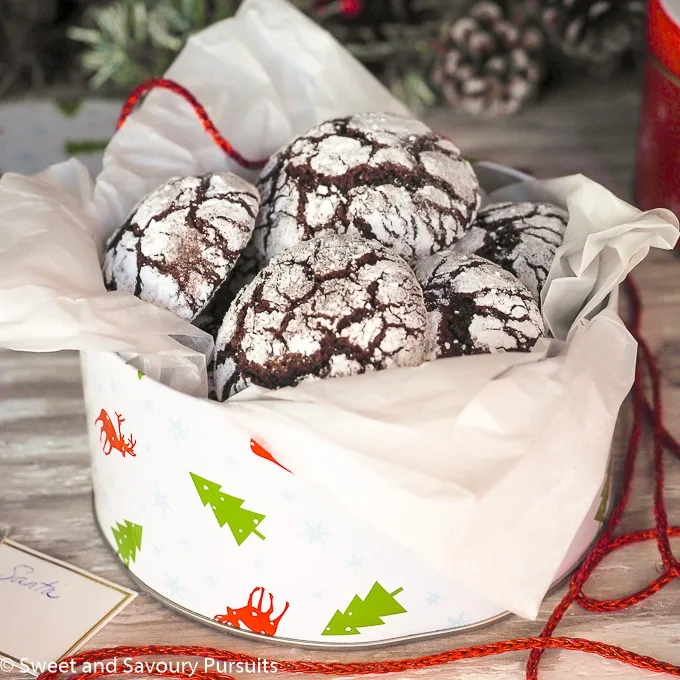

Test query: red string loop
[38,82,680,680]
[116,78,268,171]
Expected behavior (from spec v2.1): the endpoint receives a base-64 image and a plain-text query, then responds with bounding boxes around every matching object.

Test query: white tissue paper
[0,0,678,620]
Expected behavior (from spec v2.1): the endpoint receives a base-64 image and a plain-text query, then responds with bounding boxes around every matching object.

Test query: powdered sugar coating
[254,112,481,265]
[214,234,428,400]
[103,173,260,321]
[455,201,568,302]
[413,252,544,359]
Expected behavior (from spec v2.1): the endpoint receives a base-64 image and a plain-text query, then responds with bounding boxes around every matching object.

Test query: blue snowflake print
[139,502,148,514]
[94,377,109,396]
[142,397,156,415]
[312,590,324,600]
[95,485,110,509]
[204,573,218,588]
[166,417,190,444]
[281,488,296,503]
[223,454,239,467]
[179,536,191,550]
[301,522,330,546]
[149,543,163,559]
[251,557,265,570]
[426,591,442,606]
[152,487,172,515]
[166,576,185,599]
[447,614,468,628]
[346,556,364,571]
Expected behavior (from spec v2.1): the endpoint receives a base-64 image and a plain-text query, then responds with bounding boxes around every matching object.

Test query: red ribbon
[116,78,268,171]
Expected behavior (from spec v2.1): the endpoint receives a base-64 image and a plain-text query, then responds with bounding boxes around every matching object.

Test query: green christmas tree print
[322,582,406,636]
[190,472,265,545]
[111,520,143,566]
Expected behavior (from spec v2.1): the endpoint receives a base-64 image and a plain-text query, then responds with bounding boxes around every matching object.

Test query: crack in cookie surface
[254,112,480,265]
[214,234,428,400]
[103,173,260,321]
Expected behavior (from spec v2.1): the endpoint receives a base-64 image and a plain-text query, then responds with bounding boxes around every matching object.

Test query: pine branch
[70,0,242,90]
[67,0,469,110]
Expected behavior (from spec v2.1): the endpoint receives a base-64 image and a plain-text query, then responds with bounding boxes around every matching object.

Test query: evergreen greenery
[61,0,647,114]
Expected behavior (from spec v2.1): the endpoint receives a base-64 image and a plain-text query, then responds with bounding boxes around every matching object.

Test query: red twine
[116,79,267,171]
[48,82,680,680]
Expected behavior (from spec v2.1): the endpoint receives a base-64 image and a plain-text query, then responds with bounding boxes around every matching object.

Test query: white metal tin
[82,163,614,647]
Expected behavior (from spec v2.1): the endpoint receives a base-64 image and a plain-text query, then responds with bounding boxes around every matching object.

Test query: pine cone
[433,1,546,118]
[542,0,645,67]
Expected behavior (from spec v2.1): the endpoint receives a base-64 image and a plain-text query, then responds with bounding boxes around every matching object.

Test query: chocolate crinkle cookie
[413,252,544,360]
[253,112,481,265]
[214,234,428,401]
[455,201,568,302]
[103,172,260,322]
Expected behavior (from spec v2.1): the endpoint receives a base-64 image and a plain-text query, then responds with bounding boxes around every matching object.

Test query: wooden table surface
[2,75,680,680]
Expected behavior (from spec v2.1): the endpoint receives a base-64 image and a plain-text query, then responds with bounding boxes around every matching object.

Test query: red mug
[636,0,680,251]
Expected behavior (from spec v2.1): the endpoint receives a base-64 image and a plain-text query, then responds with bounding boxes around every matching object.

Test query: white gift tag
[0,537,136,676]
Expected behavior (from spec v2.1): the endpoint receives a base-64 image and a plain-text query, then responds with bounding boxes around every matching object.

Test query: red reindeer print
[95,409,137,457]
[214,587,289,636]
